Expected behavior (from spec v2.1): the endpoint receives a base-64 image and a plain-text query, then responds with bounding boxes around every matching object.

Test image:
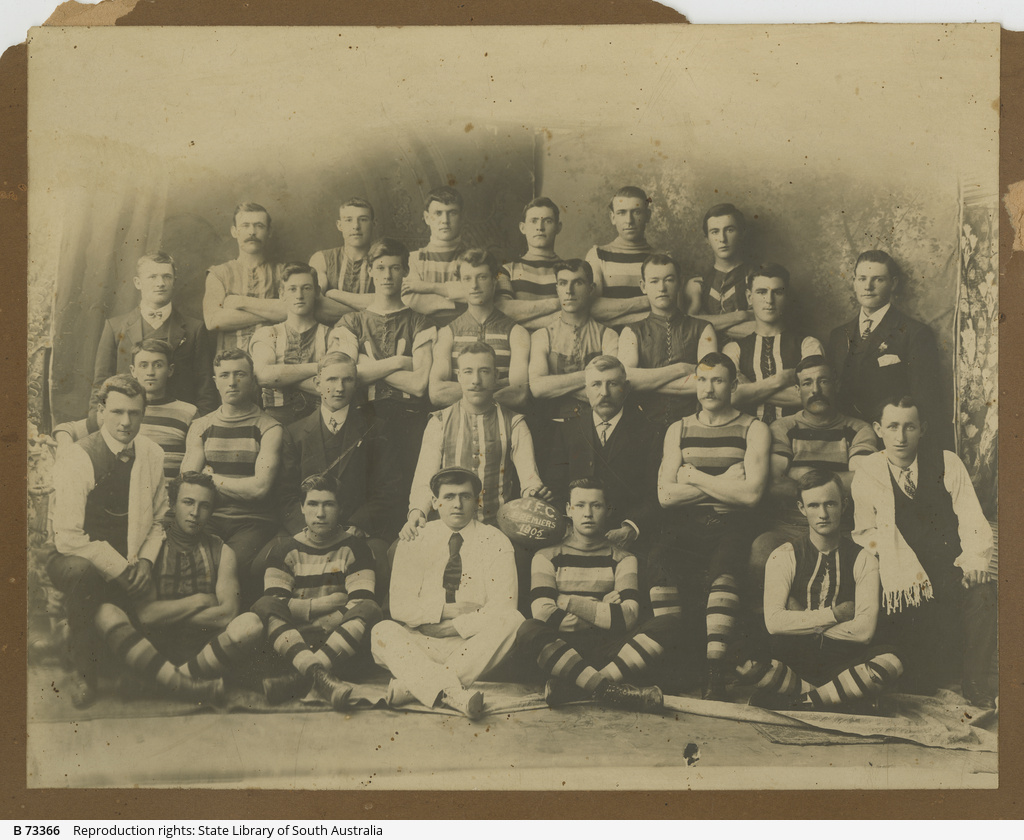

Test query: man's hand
[602,590,622,605]
[676,464,702,485]
[123,559,153,597]
[556,594,571,611]
[345,525,369,540]
[831,601,856,623]
[786,596,802,612]
[560,613,580,630]
[963,569,995,588]
[400,509,427,541]
[418,621,460,638]
[605,526,637,549]
[318,592,350,614]
[722,462,746,480]
[441,602,481,619]
[775,368,797,388]
[522,484,554,502]
[202,464,215,477]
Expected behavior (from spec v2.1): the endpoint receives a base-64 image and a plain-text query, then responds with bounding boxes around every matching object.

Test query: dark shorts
[770,633,893,686]
[650,508,753,591]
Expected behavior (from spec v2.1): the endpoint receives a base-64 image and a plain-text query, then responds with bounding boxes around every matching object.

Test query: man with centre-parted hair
[252,474,383,710]
[48,374,167,707]
[652,351,771,701]
[371,467,524,720]
[93,471,263,705]
[181,348,284,606]
[515,478,676,712]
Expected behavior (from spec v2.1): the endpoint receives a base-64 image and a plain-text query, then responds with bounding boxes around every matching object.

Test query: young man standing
[181,349,284,605]
[516,478,675,712]
[48,374,167,707]
[584,185,656,327]
[722,263,823,425]
[203,202,287,355]
[92,251,217,417]
[253,474,382,710]
[94,472,263,704]
[653,352,771,700]
[618,254,717,432]
[429,249,531,410]
[250,263,331,426]
[852,397,996,706]
[684,203,756,340]
[309,196,378,321]
[502,197,565,324]
[740,470,903,711]
[330,238,435,501]
[372,467,524,719]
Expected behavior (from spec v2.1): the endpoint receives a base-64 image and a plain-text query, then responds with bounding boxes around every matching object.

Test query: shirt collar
[100,426,133,457]
[321,404,350,430]
[593,408,625,435]
[140,302,172,327]
[886,455,918,480]
[860,303,891,331]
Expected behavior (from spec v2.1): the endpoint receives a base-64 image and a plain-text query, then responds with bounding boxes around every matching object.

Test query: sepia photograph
[24,22,1000,790]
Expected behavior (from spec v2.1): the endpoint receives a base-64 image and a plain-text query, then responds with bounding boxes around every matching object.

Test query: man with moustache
[309,197,378,321]
[722,263,823,425]
[92,251,216,417]
[250,263,332,426]
[584,185,656,327]
[684,203,757,340]
[203,202,287,355]
[618,254,717,432]
[48,374,167,707]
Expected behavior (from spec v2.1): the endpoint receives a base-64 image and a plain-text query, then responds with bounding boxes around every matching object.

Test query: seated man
[652,352,771,700]
[47,374,167,707]
[250,262,331,426]
[852,396,996,706]
[722,263,823,424]
[181,349,284,606]
[516,478,674,712]
[92,250,217,418]
[55,338,199,480]
[309,196,378,321]
[684,203,756,340]
[94,472,263,704]
[371,468,524,719]
[618,253,717,432]
[429,249,531,410]
[329,238,435,504]
[740,469,903,711]
[252,475,383,710]
[405,342,549,538]
[584,185,656,327]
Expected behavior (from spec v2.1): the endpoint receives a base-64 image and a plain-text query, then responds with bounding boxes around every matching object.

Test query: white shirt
[141,302,172,332]
[592,408,624,443]
[886,456,919,497]
[100,426,134,458]
[321,405,350,435]
[389,519,518,638]
[859,302,890,337]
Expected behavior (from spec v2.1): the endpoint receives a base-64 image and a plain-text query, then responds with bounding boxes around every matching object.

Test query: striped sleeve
[770,417,796,461]
[494,266,514,300]
[264,543,296,598]
[847,419,880,459]
[343,538,378,603]
[529,548,566,627]
[613,550,641,632]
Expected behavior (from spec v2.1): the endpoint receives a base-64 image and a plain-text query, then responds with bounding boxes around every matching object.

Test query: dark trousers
[46,550,132,682]
[210,515,280,609]
[770,633,893,687]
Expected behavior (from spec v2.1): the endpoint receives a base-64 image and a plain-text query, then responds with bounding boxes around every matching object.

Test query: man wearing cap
[371,467,523,719]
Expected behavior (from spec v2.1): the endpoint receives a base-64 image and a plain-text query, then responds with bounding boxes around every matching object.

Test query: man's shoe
[310,666,353,711]
[594,682,664,713]
[440,686,485,720]
[542,678,588,708]
[262,672,310,705]
[177,677,226,707]
[702,663,728,702]
[68,674,96,709]
[385,679,417,708]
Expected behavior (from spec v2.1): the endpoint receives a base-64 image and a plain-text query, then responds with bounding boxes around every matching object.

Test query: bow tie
[117,444,135,463]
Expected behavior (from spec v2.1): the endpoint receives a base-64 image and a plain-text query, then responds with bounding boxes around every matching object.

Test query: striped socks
[601,632,665,683]
[706,574,740,661]
[538,639,607,694]
[802,652,903,708]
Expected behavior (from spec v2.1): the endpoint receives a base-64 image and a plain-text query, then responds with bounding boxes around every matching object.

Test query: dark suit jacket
[279,405,400,539]
[91,307,218,416]
[543,404,663,547]
[827,306,950,446]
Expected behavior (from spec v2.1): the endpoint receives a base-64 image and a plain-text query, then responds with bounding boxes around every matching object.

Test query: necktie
[328,416,340,435]
[861,318,873,341]
[444,532,463,603]
[900,467,916,499]
[117,444,135,464]
[598,421,612,446]
[759,337,777,425]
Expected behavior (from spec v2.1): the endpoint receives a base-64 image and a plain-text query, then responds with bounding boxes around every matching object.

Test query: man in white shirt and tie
[371,467,524,719]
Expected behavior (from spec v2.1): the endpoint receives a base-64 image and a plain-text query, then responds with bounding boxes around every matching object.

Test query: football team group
[44,184,997,720]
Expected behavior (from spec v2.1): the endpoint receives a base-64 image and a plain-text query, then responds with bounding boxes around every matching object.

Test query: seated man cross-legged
[252,474,383,710]
[94,472,263,704]
[516,478,675,712]
[372,467,524,720]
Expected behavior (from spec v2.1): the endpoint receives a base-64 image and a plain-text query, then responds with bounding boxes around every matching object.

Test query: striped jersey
[250,322,330,408]
[206,259,286,354]
[448,308,518,380]
[314,247,372,294]
[787,533,861,611]
[142,398,198,477]
[264,531,377,612]
[770,411,878,527]
[153,533,223,600]
[698,263,751,315]
[404,241,513,295]
[187,406,281,519]
[542,317,610,419]
[585,240,654,326]
[529,541,640,633]
[724,332,824,423]
[503,256,560,299]
[679,410,757,513]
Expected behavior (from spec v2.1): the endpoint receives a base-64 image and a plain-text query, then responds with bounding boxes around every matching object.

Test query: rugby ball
[496,497,566,548]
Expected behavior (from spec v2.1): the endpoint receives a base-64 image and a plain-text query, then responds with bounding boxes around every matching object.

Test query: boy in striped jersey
[94,472,263,705]
[309,197,378,322]
[252,474,382,709]
[583,186,656,328]
[250,263,331,426]
[516,479,675,711]
[740,470,903,711]
[501,197,565,329]
[429,249,531,410]
[653,352,771,700]
[684,203,756,341]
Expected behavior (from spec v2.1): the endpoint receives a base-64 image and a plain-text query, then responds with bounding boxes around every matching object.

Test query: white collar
[321,404,350,430]
[860,303,891,330]
[140,302,172,323]
[100,426,134,457]
[886,455,918,480]
[592,408,625,435]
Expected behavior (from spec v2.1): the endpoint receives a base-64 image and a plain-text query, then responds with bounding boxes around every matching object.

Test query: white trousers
[370,609,523,707]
